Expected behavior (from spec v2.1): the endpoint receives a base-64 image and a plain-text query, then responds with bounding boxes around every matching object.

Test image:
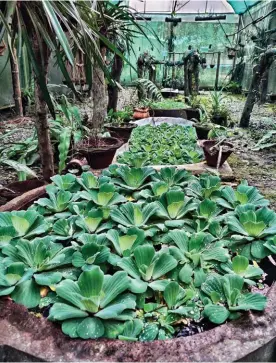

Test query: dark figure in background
[183,46,202,96]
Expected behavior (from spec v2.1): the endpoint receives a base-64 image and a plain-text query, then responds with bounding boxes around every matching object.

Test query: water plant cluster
[0,166,272,341]
[118,124,203,167]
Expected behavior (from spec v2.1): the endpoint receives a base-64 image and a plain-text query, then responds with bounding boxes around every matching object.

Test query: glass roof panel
[129,0,235,13]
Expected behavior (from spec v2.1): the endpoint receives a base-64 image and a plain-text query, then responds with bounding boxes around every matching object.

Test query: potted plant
[202,127,233,167]
[133,99,151,120]
[184,95,201,120]
[192,105,213,140]
[209,90,229,126]
[76,106,123,169]
[105,107,136,142]
[149,98,188,118]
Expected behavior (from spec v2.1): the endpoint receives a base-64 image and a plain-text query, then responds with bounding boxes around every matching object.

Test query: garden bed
[113,141,233,179]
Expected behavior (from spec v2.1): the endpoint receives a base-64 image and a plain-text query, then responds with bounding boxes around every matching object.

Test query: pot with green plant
[184,95,201,120]
[192,106,213,140]
[209,90,229,126]
[105,108,136,142]
[149,98,188,118]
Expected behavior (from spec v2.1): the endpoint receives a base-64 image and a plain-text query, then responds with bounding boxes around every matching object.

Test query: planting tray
[112,142,234,179]
[130,117,194,127]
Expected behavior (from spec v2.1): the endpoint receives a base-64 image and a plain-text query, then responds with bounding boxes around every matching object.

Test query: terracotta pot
[133,107,150,120]
[150,108,187,119]
[194,124,212,140]
[0,179,46,201]
[105,123,137,142]
[76,137,124,169]
[202,140,233,167]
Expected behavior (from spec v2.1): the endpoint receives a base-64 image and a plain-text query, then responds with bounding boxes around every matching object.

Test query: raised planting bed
[149,100,188,119]
[115,123,204,167]
[0,168,275,362]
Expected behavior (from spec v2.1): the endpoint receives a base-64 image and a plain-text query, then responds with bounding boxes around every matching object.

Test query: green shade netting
[227,0,261,14]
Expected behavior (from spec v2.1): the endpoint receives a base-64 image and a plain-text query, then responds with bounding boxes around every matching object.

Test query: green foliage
[0,168,271,340]
[151,99,188,110]
[106,107,133,125]
[132,79,163,101]
[118,124,203,166]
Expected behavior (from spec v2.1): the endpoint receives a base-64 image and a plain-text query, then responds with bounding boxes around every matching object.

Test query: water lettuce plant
[0,166,272,341]
[117,124,203,166]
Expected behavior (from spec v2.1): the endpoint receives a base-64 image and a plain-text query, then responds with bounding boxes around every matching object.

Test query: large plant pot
[105,123,137,143]
[150,108,187,118]
[184,108,200,121]
[0,179,46,201]
[194,124,212,140]
[0,284,275,361]
[76,137,124,169]
[202,140,233,167]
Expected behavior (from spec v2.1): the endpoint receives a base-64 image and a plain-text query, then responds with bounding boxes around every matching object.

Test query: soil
[77,137,121,150]
[0,93,275,207]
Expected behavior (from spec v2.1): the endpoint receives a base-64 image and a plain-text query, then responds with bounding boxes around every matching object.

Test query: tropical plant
[186,174,221,200]
[112,166,156,191]
[227,204,276,259]
[0,0,154,181]
[49,267,136,339]
[168,230,229,287]
[217,181,269,210]
[202,274,267,324]
[132,79,163,101]
[0,236,74,307]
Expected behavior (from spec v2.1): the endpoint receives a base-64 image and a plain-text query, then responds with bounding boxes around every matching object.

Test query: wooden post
[10,48,23,117]
[215,52,221,90]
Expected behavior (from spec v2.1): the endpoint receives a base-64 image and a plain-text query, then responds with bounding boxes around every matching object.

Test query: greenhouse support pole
[215,52,221,90]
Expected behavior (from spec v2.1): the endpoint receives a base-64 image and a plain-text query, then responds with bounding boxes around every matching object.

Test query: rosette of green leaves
[76,171,110,191]
[227,205,276,259]
[117,151,149,167]
[156,190,197,228]
[186,174,221,200]
[1,237,74,307]
[217,181,269,210]
[35,185,73,213]
[151,167,193,188]
[76,183,126,218]
[0,210,48,246]
[168,230,229,287]
[75,207,113,234]
[110,202,159,229]
[191,199,224,232]
[201,273,267,324]
[219,255,263,286]
[117,244,177,291]
[51,174,79,192]
[49,267,136,339]
[107,228,145,257]
[72,242,110,271]
[112,166,155,191]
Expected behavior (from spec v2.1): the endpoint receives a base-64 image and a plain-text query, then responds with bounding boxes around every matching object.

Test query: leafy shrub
[117,123,203,166]
[0,167,272,341]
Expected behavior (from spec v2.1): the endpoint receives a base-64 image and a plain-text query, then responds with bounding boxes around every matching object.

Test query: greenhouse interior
[0,0,276,361]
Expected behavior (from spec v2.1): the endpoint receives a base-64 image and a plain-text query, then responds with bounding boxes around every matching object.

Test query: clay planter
[0,285,275,361]
[76,137,124,169]
[184,108,200,121]
[194,124,212,140]
[150,108,187,119]
[202,140,233,167]
[0,179,46,201]
[105,123,137,143]
[133,107,150,120]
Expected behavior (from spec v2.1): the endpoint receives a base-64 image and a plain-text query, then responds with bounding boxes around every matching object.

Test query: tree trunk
[10,48,23,117]
[107,53,124,112]
[91,47,107,128]
[33,36,55,181]
[240,48,276,127]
